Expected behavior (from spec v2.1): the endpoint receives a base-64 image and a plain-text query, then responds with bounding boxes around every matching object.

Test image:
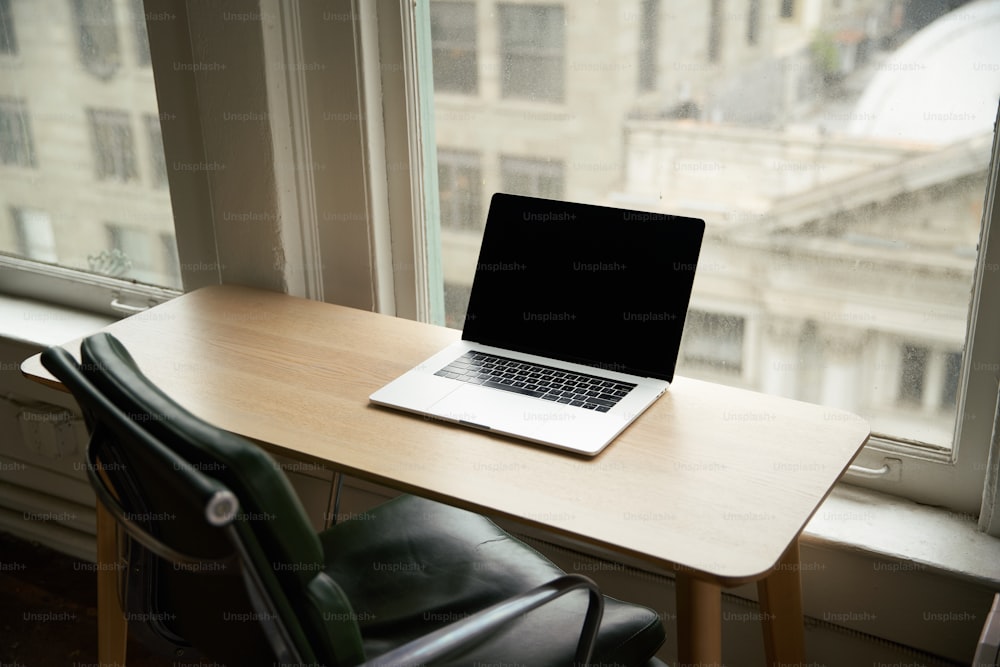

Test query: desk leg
[96,501,127,667]
[757,541,806,667]
[676,571,723,667]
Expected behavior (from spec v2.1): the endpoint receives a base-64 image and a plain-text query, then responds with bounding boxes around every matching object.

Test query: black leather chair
[42,332,667,666]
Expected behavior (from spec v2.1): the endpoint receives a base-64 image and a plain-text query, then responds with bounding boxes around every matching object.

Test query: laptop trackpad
[430,385,568,435]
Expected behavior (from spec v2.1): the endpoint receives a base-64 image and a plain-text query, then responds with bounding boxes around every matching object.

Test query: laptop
[370,193,705,456]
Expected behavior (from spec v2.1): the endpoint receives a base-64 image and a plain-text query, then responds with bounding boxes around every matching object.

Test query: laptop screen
[462,193,705,382]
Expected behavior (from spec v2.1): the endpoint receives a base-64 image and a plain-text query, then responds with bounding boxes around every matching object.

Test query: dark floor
[0,530,194,667]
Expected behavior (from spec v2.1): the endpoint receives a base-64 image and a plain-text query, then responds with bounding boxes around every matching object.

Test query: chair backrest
[42,332,365,666]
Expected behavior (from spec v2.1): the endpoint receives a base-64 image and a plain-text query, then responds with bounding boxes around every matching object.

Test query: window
[423,0,1000,513]
[429,1,477,94]
[88,108,138,182]
[0,0,16,55]
[0,97,35,167]
[498,4,564,102]
[438,150,483,231]
[3,0,1000,517]
[74,0,120,79]
[500,156,563,199]
[747,0,761,45]
[0,0,179,313]
[12,208,56,262]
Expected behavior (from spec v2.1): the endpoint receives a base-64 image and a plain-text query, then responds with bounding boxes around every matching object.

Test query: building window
[106,224,154,284]
[681,311,745,374]
[145,113,168,188]
[74,0,120,79]
[498,4,565,102]
[747,0,761,45]
[88,109,138,182]
[780,0,795,19]
[12,208,56,262]
[638,0,658,91]
[0,0,17,55]
[500,155,564,199]
[429,1,477,94]
[438,150,483,231]
[0,97,35,167]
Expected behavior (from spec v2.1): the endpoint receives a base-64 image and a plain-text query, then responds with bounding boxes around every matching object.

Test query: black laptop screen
[461,193,705,382]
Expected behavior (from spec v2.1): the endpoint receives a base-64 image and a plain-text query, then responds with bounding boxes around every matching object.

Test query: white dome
[849,0,1000,144]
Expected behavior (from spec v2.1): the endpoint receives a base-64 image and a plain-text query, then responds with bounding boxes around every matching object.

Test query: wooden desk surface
[22,285,869,586]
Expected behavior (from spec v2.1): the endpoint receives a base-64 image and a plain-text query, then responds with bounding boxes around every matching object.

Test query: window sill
[0,293,114,348]
[803,482,1000,587]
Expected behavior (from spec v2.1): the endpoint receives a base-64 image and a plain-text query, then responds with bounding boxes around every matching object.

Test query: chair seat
[321,494,665,666]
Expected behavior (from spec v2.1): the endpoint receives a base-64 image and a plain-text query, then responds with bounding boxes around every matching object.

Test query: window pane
[0,97,35,167]
[430,1,478,94]
[13,207,56,262]
[74,0,120,79]
[0,0,179,289]
[500,155,564,199]
[438,149,483,231]
[426,0,1000,451]
[638,0,658,90]
[498,3,564,102]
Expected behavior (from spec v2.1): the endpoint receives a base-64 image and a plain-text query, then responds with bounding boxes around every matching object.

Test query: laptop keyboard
[434,351,636,412]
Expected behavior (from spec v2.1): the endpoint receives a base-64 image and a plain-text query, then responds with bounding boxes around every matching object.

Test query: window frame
[4,0,1000,521]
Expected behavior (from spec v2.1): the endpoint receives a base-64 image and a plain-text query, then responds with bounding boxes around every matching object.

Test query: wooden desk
[22,285,870,666]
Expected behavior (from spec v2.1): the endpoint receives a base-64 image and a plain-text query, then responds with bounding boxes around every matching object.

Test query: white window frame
[4,0,1000,523]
